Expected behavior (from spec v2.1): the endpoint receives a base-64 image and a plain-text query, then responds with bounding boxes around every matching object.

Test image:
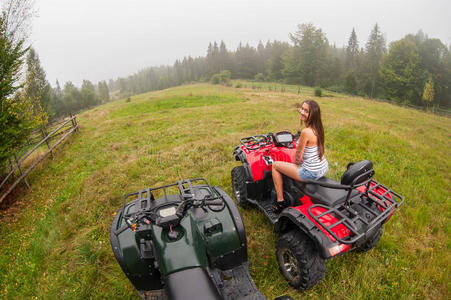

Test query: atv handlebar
[240,135,272,150]
[240,131,300,151]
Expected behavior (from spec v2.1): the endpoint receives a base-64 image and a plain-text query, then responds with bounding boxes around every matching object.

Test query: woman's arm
[295,130,309,165]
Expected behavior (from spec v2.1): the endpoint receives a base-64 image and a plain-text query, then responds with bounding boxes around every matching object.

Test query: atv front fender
[274,208,338,259]
[212,186,248,268]
[110,206,163,291]
[233,146,253,180]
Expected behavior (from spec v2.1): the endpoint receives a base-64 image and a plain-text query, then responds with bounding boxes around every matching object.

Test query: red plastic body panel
[293,195,351,254]
[238,142,297,181]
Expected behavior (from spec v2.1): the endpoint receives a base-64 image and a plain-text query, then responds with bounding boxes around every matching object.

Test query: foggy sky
[29,0,451,87]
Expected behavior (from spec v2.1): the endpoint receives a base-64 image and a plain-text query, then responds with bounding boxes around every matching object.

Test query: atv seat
[301,177,360,207]
[295,160,374,207]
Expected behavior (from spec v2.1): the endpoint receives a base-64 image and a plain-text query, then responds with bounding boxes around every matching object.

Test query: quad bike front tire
[356,226,383,252]
[231,166,249,207]
[276,230,326,291]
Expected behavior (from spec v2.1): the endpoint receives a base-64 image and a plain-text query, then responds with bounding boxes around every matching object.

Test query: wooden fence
[0,115,78,204]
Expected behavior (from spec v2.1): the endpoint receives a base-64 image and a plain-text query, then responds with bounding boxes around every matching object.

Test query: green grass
[1,82,450,299]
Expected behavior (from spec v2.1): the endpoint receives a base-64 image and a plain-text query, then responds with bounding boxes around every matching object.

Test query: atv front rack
[308,180,404,244]
[120,178,222,230]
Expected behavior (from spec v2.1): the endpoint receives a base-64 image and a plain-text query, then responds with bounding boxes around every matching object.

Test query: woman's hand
[294,150,302,165]
[295,129,309,165]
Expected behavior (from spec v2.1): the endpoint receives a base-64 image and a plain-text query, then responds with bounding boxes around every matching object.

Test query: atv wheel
[356,226,383,252]
[231,166,249,207]
[276,230,326,291]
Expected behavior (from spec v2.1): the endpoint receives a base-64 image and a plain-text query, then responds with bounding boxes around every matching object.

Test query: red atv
[231,131,403,291]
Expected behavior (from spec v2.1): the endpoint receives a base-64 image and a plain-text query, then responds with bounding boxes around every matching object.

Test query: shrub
[210,70,231,85]
[218,70,231,83]
[234,82,242,88]
[126,97,131,102]
[210,74,221,84]
[254,73,265,82]
[314,87,322,97]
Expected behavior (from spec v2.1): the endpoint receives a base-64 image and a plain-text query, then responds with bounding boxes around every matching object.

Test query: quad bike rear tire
[276,230,326,291]
[356,226,383,252]
[231,166,249,207]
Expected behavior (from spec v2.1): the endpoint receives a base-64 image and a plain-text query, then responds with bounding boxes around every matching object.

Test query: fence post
[41,126,53,159]
[70,113,78,131]
[8,157,14,176]
[13,153,31,189]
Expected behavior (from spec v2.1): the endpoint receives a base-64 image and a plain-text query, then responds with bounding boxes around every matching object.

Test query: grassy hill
[1,83,449,299]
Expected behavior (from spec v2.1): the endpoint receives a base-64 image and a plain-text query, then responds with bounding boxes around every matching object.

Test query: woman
[272,99,328,213]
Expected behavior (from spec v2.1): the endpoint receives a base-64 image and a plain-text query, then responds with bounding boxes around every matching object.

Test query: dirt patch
[110,143,121,151]
[0,182,26,216]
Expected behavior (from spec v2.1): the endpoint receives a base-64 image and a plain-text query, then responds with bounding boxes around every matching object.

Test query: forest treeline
[108,23,450,109]
[27,23,451,123]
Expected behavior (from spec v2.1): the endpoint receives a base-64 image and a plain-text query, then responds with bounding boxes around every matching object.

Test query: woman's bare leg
[272,161,302,202]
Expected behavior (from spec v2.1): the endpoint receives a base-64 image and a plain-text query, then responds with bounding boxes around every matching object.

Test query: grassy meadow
[0,83,450,299]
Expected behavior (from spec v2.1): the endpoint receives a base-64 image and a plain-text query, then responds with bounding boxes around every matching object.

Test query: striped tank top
[301,145,328,173]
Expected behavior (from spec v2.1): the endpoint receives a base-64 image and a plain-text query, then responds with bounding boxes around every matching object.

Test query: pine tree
[365,24,386,98]
[62,81,82,114]
[80,80,98,108]
[219,41,230,72]
[97,81,110,103]
[344,72,358,94]
[234,43,258,79]
[0,2,39,166]
[346,28,359,72]
[286,23,328,86]
[24,47,49,122]
[267,40,290,81]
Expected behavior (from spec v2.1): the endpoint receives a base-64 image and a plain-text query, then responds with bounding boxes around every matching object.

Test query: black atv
[231,131,404,291]
[110,178,266,300]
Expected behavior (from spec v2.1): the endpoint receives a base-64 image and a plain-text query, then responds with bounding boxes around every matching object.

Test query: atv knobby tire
[356,226,383,252]
[231,166,248,207]
[276,230,326,291]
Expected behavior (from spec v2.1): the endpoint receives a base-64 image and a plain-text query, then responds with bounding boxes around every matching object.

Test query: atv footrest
[218,262,266,300]
[256,199,279,224]
[307,180,403,244]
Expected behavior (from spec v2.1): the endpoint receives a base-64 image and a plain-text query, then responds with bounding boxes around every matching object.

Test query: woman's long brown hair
[301,99,325,160]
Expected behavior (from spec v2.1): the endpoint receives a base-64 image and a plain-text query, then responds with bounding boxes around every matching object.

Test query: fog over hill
[30,0,451,86]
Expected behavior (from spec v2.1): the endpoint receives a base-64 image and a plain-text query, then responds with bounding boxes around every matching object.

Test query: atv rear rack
[308,180,404,244]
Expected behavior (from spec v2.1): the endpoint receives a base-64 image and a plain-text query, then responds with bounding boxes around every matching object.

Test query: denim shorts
[298,166,328,181]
